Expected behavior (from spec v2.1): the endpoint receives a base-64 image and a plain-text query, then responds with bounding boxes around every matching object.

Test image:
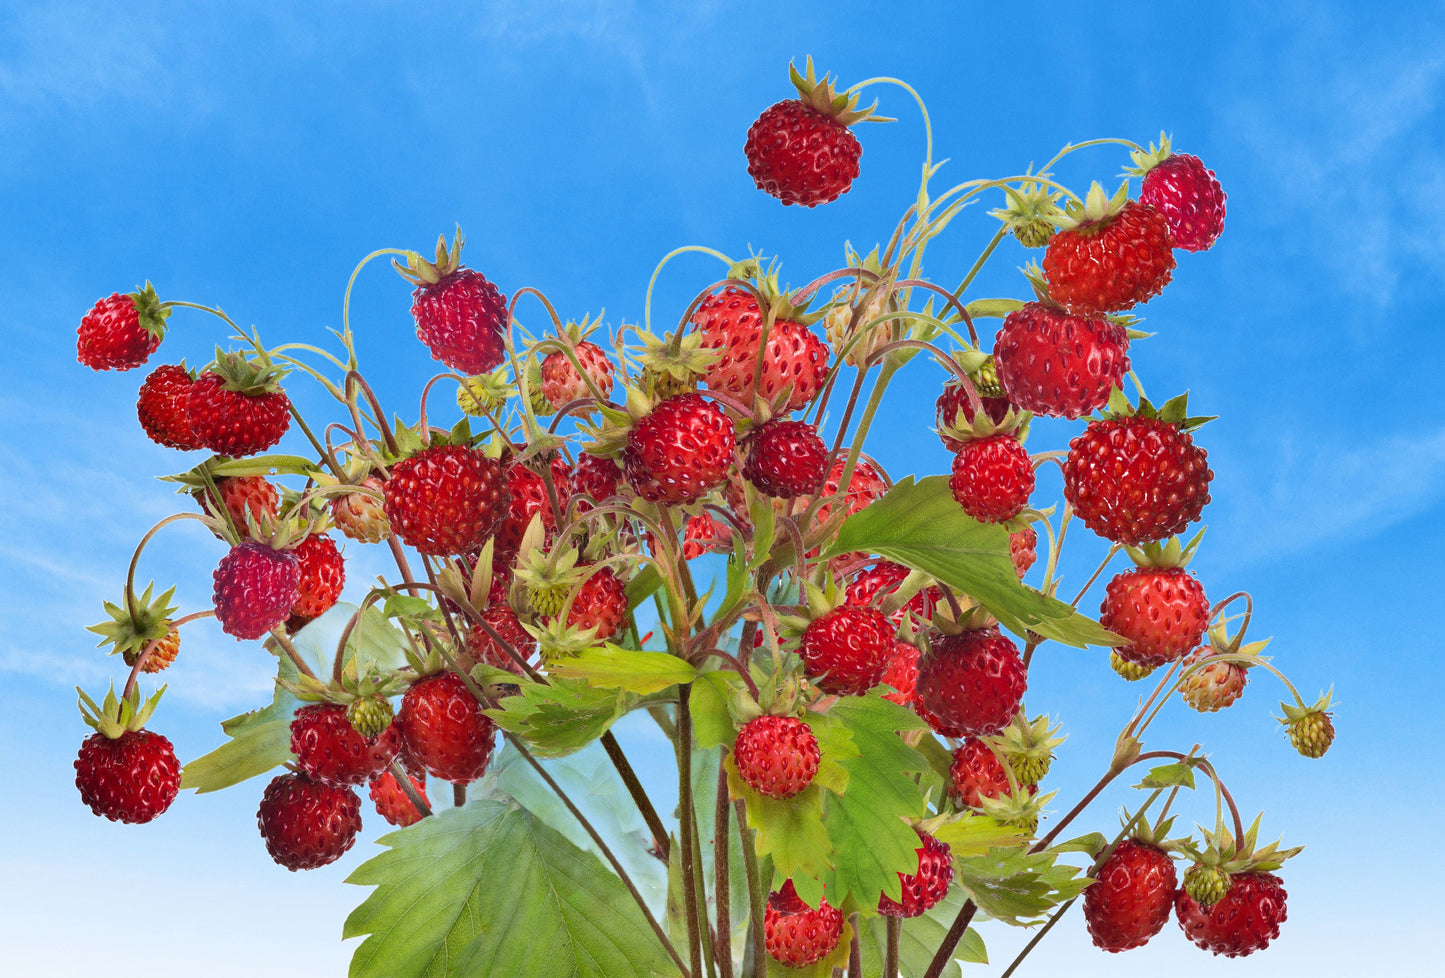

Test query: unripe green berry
[1110,650,1156,682]
[347,695,394,738]
[1183,863,1231,907]
[1288,710,1335,758]
[970,356,1004,398]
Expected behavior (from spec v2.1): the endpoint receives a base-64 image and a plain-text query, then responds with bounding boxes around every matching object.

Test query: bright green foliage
[728,766,834,905]
[952,846,1091,926]
[687,671,739,750]
[823,476,1122,648]
[1136,759,1201,790]
[547,645,696,694]
[487,678,634,757]
[345,799,678,978]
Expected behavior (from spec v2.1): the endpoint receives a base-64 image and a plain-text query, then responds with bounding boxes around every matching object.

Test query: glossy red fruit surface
[734,715,820,799]
[949,434,1034,523]
[290,702,400,787]
[992,302,1130,419]
[541,341,615,408]
[799,606,895,696]
[77,293,161,371]
[1100,567,1210,666]
[186,370,291,457]
[411,267,508,375]
[74,729,180,824]
[383,445,509,556]
[212,541,301,640]
[136,364,203,449]
[877,828,954,918]
[845,560,938,627]
[1084,839,1178,951]
[291,533,345,619]
[743,419,829,498]
[691,287,830,410]
[1043,200,1176,315]
[915,626,1027,737]
[1175,872,1287,957]
[745,99,861,207]
[256,772,362,871]
[623,393,735,505]
[764,879,845,968]
[948,737,1014,809]
[1140,153,1226,252]
[1063,417,1212,545]
[399,672,496,784]
[368,768,430,827]
[565,565,629,641]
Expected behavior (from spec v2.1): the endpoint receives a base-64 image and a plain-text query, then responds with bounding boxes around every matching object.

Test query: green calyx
[1052,180,1131,233]
[457,367,513,417]
[725,255,822,327]
[523,616,603,666]
[1109,650,1157,681]
[1123,529,1205,570]
[975,784,1053,837]
[632,328,720,400]
[207,348,289,395]
[1124,131,1175,178]
[989,171,1064,248]
[1176,816,1303,883]
[128,281,172,340]
[87,582,178,660]
[514,529,588,618]
[1277,689,1336,758]
[394,227,466,286]
[78,683,165,740]
[1123,808,1179,851]
[787,56,889,127]
[1096,385,1216,431]
[992,712,1065,785]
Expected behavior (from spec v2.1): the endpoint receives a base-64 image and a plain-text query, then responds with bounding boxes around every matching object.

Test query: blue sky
[3,0,1443,974]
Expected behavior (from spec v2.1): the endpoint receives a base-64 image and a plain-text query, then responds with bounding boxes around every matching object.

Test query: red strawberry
[1175,872,1287,957]
[845,561,939,627]
[465,603,537,675]
[813,455,886,528]
[691,288,830,411]
[368,768,430,827]
[541,341,615,409]
[1084,839,1178,951]
[196,475,280,539]
[256,772,362,871]
[571,452,623,511]
[915,626,1027,737]
[331,476,391,544]
[764,880,845,968]
[949,434,1034,524]
[623,393,736,505]
[400,234,509,375]
[565,565,629,641]
[733,715,820,799]
[74,728,180,824]
[1063,415,1212,546]
[212,541,301,640]
[936,383,1011,452]
[992,302,1131,419]
[1137,145,1226,252]
[1010,526,1038,579]
[383,444,509,556]
[77,284,169,371]
[745,60,872,208]
[136,364,203,450]
[799,606,895,696]
[949,737,1017,809]
[879,640,920,707]
[743,419,829,497]
[878,827,954,918]
[289,702,400,787]
[493,456,572,556]
[682,513,731,559]
[291,533,345,619]
[186,354,292,457]
[399,671,496,784]
[1043,184,1176,316]
[1101,566,1209,667]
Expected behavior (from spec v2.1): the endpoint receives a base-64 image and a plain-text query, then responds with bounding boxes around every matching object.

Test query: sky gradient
[3,1,1443,974]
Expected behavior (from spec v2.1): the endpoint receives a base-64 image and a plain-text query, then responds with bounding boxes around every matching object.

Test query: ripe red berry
[1084,839,1178,951]
[992,302,1131,420]
[136,364,203,450]
[383,445,509,556]
[1175,872,1287,957]
[746,99,861,207]
[948,737,1016,809]
[565,565,629,641]
[1140,153,1226,252]
[1100,567,1210,667]
[764,879,845,967]
[289,702,401,787]
[197,475,280,539]
[1063,417,1212,545]
[691,288,830,411]
[74,729,181,824]
[813,456,886,528]
[212,541,302,640]
[541,341,615,409]
[949,434,1035,524]
[845,560,939,627]
[879,640,921,707]
[878,828,954,918]
[733,715,820,799]
[915,626,1027,738]
[368,768,430,827]
[493,456,572,555]
[186,370,291,457]
[399,672,496,784]
[682,513,731,559]
[623,393,736,505]
[571,452,623,511]
[411,267,509,375]
[743,419,829,498]
[1043,200,1176,315]
[464,603,537,675]
[77,290,166,371]
[291,533,345,619]
[936,383,1011,452]
[799,606,895,696]
[256,772,363,871]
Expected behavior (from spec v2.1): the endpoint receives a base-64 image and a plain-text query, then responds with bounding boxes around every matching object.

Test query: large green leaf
[547,645,696,694]
[345,799,679,978]
[952,846,1090,926]
[821,476,1121,648]
[180,677,297,793]
[486,678,634,757]
[728,764,834,901]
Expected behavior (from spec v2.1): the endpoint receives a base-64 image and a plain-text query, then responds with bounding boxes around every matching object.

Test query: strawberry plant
[72,57,1332,977]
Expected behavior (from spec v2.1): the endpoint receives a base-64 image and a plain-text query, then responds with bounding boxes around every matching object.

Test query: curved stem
[644,245,734,336]
[1070,544,1122,608]
[120,610,215,700]
[952,227,1007,300]
[343,247,412,342]
[849,76,933,170]
[124,513,211,619]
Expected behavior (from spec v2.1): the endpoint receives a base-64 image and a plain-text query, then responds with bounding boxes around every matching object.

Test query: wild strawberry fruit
[992,302,1130,420]
[916,626,1028,737]
[75,728,180,823]
[541,320,615,409]
[622,393,735,505]
[290,702,401,787]
[682,513,731,559]
[331,476,391,544]
[1063,393,1213,545]
[212,540,302,640]
[565,565,629,641]
[879,640,921,706]
[690,286,830,411]
[1133,136,1226,252]
[77,283,169,371]
[1010,525,1038,579]
[948,737,1017,809]
[845,560,938,627]
[126,624,180,673]
[368,768,430,827]
[949,433,1034,524]
[878,827,954,918]
[136,363,203,450]
[1043,182,1176,316]
[570,452,623,511]
[464,603,537,675]
[290,533,345,619]
[398,671,496,784]
[734,715,820,799]
[813,455,887,528]
[383,444,509,556]
[1111,650,1158,682]
[346,696,394,739]
[1100,567,1209,667]
[186,352,292,457]
[1280,692,1336,758]
[197,475,280,539]
[799,605,895,696]
[743,419,829,497]
[1180,646,1248,711]
[397,232,509,375]
[764,880,845,968]
[1175,872,1287,957]
[493,456,572,555]
[256,772,363,871]
[936,384,1011,452]
[1084,839,1178,952]
[745,59,875,208]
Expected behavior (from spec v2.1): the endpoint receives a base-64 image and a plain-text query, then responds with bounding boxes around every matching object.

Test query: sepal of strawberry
[992,711,1065,785]
[822,244,901,367]
[989,171,1065,248]
[87,582,179,664]
[974,783,1052,836]
[631,327,720,400]
[1174,816,1303,907]
[787,56,890,127]
[1052,179,1132,232]
[1096,385,1216,431]
[456,365,514,417]
[1276,689,1336,758]
[393,227,466,286]
[77,683,167,741]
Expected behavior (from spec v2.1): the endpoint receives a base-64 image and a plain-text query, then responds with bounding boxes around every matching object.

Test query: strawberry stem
[713,757,735,978]
[387,759,432,819]
[120,609,214,701]
[643,246,734,339]
[124,513,211,620]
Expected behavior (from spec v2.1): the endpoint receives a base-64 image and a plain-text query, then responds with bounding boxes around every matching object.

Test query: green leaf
[626,564,664,613]
[952,847,1090,926]
[381,593,438,622]
[345,799,678,978]
[728,761,833,905]
[858,885,988,976]
[547,645,696,694]
[1135,761,1199,790]
[931,814,1032,860]
[963,297,1026,321]
[180,679,297,793]
[486,678,633,757]
[689,670,739,751]
[822,476,1121,648]
[1052,832,1110,859]
[817,697,931,909]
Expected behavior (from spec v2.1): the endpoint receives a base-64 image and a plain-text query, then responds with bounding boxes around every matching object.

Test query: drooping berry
[136,363,203,450]
[77,284,169,371]
[1139,151,1226,252]
[743,419,829,498]
[798,606,895,696]
[256,772,363,871]
[1175,872,1287,957]
[398,672,496,784]
[74,729,181,824]
[949,434,1035,524]
[623,393,736,505]
[915,626,1027,738]
[733,715,820,799]
[992,302,1130,420]
[1083,839,1178,952]
[764,880,845,968]
[289,702,401,787]
[368,768,430,827]
[1100,566,1209,667]
[383,445,509,556]
[212,541,302,640]
[291,533,345,620]
[877,828,954,918]
[1063,416,1212,545]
